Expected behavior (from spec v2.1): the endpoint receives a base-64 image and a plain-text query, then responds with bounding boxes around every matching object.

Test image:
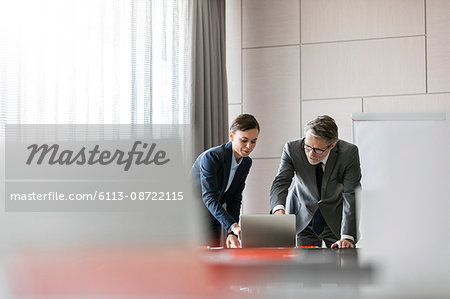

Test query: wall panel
[243,46,300,158]
[243,0,299,48]
[302,37,426,99]
[427,0,450,93]
[301,0,425,43]
[242,158,281,214]
[226,0,242,103]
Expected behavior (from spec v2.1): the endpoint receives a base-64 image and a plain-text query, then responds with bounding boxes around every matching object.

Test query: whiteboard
[352,112,450,296]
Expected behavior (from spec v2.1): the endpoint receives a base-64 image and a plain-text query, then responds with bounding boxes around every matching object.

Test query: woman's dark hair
[230,114,260,133]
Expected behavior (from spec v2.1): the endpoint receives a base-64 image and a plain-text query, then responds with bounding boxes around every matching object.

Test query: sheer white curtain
[0,0,189,125]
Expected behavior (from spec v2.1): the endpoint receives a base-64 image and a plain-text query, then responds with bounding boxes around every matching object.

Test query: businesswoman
[191,114,260,248]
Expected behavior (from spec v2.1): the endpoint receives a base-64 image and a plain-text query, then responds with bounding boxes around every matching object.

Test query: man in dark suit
[191,114,259,248]
[270,115,361,248]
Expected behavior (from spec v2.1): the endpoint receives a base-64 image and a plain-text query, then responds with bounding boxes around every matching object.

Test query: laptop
[240,214,296,248]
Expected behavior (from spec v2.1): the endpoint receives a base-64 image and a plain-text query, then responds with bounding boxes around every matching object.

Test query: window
[0,0,189,125]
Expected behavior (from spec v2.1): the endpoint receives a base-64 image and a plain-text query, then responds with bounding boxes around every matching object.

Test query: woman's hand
[226,224,242,248]
[226,233,241,248]
[230,224,241,240]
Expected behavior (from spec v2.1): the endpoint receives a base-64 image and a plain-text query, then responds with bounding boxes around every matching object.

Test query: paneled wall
[226,0,450,214]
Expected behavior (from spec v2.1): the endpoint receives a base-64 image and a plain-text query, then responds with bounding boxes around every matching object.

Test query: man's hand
[331,239,355,248]
[226,234,241,248]
[273,209,285,215]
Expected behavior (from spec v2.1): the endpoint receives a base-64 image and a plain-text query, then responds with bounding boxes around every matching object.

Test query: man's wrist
[272,204,285,214]
[341,234,355,243]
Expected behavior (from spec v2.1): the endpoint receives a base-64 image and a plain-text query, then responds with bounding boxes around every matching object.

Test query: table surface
[202,247,374,286]
[3,246,374,297]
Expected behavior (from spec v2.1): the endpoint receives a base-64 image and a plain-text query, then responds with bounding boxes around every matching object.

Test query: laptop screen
[240,214,296,248]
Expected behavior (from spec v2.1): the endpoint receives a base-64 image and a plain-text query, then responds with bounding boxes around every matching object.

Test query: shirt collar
[231,150,242,168]
[321,151,330,166]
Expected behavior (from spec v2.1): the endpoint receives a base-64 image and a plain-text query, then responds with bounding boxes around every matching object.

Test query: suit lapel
[299,138,319,199]
[221,142,232,193]
[322,141,338,195]
[232,158,247,186]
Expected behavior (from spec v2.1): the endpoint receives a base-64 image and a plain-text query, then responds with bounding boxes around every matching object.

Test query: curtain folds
[0,0,230,156]
[188,0,228,156]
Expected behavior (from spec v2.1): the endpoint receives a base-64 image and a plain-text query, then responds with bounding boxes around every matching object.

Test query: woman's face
[230,128,259,160]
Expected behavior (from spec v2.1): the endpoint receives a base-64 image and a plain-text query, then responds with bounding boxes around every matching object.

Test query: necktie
[312,162,325,235]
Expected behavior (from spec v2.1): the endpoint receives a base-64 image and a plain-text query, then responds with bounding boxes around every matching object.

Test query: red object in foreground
[227,248,297,262]
[6,247,223,298]
[6,246,326,297]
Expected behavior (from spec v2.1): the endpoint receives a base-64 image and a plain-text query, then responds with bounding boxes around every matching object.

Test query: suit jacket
[191,141,252,231]
[270,138,361,240]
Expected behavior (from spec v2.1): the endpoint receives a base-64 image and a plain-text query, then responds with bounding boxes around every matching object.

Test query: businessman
[270,115,361,248]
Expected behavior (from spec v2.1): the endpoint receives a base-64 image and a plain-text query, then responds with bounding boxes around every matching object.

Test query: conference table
[202,247,374,295]
[3,246,374,298]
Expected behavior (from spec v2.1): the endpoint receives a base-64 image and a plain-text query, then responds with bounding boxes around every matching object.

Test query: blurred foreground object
[353,113,450,298]
[4,247,373,298]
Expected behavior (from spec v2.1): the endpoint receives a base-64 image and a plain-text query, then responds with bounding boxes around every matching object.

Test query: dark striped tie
[312,162,325,235]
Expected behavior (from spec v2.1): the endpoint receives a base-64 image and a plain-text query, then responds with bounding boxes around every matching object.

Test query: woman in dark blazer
[191,114,260,248]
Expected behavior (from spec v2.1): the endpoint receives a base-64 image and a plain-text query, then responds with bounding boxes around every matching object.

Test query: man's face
[304,131,336,165]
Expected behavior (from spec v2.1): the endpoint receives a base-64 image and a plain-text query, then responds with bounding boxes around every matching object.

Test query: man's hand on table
[331,238,355,248]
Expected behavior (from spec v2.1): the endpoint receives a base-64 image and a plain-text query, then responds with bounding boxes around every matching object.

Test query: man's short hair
[304,115,338,143]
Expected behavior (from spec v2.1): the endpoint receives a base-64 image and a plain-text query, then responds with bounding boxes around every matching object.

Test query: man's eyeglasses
[303,143,332,154]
